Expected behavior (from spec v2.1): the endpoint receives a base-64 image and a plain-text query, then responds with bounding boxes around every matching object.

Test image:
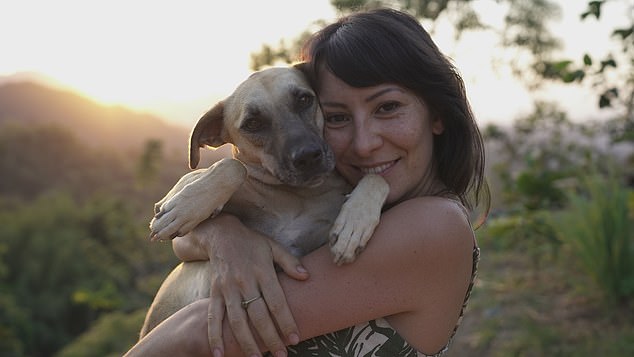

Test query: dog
[139,65,389,337]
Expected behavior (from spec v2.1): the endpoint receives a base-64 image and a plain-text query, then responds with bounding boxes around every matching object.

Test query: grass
[552,175,634,304]
[445,220,634,357]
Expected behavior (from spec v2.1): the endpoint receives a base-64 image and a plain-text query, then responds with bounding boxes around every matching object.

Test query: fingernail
[289,333,300,345]
[296,265,308,274]
[275,350,287,357]
[212,347,223,357]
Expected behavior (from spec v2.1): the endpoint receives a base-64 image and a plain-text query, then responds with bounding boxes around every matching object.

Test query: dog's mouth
[281,163,334,187]
[299,172,330,188]
[277,147,336,187]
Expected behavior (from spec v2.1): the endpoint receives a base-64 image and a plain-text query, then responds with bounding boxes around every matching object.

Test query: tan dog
[139,65,388,337]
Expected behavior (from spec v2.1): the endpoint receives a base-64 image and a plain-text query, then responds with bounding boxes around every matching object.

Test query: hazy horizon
[1,0,629,127]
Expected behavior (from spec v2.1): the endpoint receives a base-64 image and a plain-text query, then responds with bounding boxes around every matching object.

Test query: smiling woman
[0,0,335,123]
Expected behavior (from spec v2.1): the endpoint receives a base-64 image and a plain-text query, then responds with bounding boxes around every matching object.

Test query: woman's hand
[191,214,308,357]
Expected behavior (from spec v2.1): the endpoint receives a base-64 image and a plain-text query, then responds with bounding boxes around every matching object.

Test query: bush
[53,309,147,357]
[552,174,634,304]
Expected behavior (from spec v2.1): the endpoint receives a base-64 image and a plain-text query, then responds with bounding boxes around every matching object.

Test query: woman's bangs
[324,37,390,88]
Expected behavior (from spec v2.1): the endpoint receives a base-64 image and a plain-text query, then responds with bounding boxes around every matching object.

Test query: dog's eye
[296,93,314,109]
[241,117,264,132]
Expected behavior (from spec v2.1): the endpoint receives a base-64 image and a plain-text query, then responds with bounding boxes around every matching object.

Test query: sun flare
[0,0,335,121]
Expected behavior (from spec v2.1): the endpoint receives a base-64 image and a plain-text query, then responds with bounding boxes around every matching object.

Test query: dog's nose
[292,146,324,171]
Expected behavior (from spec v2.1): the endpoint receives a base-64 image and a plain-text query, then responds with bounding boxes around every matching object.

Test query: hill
[0,77,232,202]
[0,80,190,157]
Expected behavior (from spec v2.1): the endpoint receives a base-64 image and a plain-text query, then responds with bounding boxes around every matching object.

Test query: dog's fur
[139,65,388,337]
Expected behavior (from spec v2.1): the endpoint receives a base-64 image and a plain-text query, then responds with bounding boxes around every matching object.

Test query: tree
[0,193,177,356]
[251,0,563,80]
[539,0,634,141]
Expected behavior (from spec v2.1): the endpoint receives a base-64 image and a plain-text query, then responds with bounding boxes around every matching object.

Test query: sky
[0,0,630,127]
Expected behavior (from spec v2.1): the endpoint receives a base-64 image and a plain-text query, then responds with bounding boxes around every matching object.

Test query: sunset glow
[0,0,336,122]
[0,0,627,126]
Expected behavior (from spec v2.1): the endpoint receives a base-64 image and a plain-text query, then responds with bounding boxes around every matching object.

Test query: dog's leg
[149,158,247,241]
[329,174,389,265]
[140,261,210,338]
[152,170,207,216]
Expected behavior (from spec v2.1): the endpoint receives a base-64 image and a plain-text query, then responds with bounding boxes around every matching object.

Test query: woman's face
[318,70,444,204]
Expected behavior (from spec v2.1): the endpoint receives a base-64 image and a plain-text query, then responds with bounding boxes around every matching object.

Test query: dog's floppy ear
[189,101,226,169]
[293,61,310,76]
[292,61,317,89]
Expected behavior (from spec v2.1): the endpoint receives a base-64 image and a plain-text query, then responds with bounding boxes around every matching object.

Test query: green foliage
[0,293,29,357]
[0,123,130,201]
[0,192,176,356]
[54,309,147,357]
[136,139,164,187]
[502,0,562,61]
[0,87,192,355]
[514,163,567,211]
[479,210,560,269]
[552,174,634,304]
[484,102,598,212]
[541,0,634,136]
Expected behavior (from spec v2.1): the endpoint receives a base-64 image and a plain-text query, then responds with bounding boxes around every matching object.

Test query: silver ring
[241,295,262,309]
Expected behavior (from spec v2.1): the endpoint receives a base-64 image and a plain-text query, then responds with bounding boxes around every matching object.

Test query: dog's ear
[292,61,317,90]
[293,62,310,76]
[189,101,226,169]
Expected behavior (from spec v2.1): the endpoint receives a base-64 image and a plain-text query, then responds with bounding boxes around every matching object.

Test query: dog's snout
[292,146,324,171]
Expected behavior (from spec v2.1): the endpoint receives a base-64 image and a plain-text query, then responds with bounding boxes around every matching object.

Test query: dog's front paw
[149,191,223,241]
[149,158,247,241]
[329,174,389,265]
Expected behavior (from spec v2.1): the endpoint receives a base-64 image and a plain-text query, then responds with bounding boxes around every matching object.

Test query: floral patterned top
[268,245,480,357]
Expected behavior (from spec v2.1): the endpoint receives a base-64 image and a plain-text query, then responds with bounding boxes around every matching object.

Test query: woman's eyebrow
[320,101,345,109]
[321,87,404,108]
[365,87,403,102]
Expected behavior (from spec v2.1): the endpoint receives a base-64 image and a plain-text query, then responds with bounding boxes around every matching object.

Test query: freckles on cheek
[325,131,345,155]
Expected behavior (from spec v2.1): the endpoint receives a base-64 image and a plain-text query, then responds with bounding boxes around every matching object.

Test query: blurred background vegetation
[1,0,633,356]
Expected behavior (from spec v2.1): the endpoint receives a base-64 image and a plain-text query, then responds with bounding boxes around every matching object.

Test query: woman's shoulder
[391,195,470,218]
[381,195,474,249]
[361,194,475,295]
[376,196,476,353]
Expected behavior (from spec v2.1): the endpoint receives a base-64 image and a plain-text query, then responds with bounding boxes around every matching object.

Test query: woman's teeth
[361,162,394,175]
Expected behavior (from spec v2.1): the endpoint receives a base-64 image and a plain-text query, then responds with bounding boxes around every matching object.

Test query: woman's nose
[352,121,382,157]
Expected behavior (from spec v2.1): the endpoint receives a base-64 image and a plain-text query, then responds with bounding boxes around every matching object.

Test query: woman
[125,7,486,357]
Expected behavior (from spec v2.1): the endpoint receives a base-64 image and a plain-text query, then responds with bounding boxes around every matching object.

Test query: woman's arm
[126,196,475,356]
[275,196,475,353]
[171,214,310,356]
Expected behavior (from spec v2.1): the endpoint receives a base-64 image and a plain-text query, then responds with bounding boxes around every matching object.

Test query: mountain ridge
[0,79,191,157]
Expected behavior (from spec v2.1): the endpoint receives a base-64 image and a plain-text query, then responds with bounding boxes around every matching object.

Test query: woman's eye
[377,101,400,114]
[324,114,349,127]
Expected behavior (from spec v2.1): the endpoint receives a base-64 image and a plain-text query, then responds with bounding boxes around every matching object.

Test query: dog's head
[189,64,335,187]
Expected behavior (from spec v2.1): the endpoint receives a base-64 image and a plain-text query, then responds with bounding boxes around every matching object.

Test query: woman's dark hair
[300,8,487,211]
